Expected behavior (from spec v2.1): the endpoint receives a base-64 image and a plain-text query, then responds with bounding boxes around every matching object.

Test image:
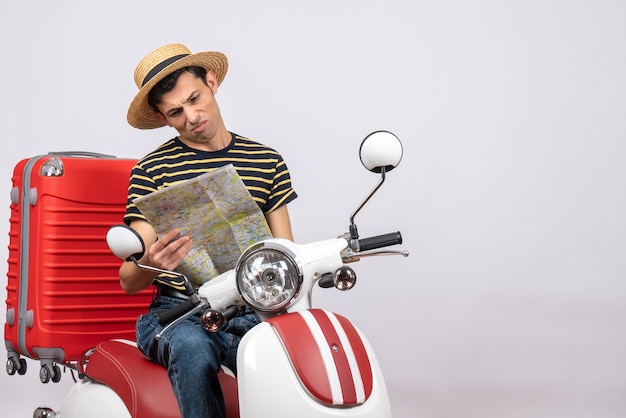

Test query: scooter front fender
[237,309,391,418]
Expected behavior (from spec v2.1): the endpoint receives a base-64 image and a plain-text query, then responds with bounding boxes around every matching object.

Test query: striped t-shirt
[124,132,297,224]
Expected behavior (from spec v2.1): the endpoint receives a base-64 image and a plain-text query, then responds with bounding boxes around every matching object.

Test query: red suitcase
[4,152,152,383]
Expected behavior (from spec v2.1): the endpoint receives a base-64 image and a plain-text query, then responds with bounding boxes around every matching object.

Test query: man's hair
[147,66,208,112]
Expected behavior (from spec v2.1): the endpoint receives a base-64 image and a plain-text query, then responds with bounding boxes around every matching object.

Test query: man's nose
[184,107,199,124]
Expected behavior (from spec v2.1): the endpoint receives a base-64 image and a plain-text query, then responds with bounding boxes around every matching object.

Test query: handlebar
[356,231,402,252]
[157,299,199,326]
[319,231,405,289]
[155,232,404,322]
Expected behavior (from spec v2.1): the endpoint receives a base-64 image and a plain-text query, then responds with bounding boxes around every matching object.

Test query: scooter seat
[85,339,239,418]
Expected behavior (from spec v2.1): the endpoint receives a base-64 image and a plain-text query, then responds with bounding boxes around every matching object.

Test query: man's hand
[119,220,193,294]
[149,229,193,271]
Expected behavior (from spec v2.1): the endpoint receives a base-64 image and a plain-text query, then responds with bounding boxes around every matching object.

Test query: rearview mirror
[359,130,403,173]
[106,224,145,261]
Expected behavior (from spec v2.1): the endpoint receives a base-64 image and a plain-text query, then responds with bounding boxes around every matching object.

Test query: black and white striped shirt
[124,132,297,224]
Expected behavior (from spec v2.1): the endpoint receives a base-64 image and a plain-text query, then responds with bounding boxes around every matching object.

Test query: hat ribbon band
[142,54,189,87]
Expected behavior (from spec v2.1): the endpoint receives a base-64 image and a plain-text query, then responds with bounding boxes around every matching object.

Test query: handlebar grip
[222,305,240,321]
[358,231,402,252]
[157,299,197,326]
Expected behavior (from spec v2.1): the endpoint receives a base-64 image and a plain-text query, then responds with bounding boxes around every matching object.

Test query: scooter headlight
[236,242,302,312]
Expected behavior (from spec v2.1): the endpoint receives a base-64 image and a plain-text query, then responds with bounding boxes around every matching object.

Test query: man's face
[155,70,223,148]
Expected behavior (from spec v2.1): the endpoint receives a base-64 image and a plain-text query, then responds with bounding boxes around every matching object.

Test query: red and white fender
[237,309,391,417]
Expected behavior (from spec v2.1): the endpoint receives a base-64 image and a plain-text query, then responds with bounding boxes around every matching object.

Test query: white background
[1,1,626,417]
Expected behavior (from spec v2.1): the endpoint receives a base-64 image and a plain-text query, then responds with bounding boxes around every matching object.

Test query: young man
[122,43,297,417]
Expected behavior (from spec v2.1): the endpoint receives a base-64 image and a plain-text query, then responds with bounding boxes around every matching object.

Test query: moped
[34,130,408,418]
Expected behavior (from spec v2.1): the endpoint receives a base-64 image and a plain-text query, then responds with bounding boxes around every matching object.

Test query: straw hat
[127,43,228,130]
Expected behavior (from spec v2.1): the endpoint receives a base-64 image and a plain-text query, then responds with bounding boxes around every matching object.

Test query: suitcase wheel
[39,364,61,384]
[6,357,27,376]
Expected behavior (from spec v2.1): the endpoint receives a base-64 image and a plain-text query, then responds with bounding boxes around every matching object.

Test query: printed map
[134,164,272,286]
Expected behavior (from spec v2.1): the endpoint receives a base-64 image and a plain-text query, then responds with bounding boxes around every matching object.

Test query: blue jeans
[136,295,260,418]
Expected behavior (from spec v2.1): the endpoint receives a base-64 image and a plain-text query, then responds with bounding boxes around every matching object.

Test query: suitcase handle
[47,151,117,159]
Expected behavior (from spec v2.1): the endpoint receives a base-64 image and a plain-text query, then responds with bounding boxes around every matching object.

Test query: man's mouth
[191,120,206,133]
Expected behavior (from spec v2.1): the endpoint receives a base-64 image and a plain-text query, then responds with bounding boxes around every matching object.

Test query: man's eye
[168,110,181,118]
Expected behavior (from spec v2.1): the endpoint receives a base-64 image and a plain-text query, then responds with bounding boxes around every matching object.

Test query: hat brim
[127,51,228,130]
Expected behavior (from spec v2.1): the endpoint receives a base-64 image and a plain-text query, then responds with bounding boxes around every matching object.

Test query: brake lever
[155,300,207,341]
[342,249,410,263]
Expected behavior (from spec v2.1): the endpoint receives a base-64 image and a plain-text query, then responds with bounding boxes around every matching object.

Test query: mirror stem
[349,167,387,239]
